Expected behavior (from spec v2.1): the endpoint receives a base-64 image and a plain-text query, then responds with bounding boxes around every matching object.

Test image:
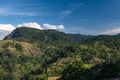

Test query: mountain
[4,27,91,44]
[2,27,120,80]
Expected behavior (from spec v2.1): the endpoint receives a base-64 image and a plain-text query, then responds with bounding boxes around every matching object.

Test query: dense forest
[0,27,120,80]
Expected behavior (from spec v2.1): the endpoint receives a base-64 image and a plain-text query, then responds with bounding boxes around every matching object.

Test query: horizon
[0,0,120,39]
[3,27,120,40]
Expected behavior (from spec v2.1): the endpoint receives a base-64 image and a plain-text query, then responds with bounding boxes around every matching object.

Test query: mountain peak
[4,27,88,43]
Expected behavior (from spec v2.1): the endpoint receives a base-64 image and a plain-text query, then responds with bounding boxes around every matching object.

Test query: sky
[0,0,120,39]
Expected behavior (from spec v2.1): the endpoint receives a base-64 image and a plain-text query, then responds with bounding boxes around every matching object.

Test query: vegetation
[1,27,120,80]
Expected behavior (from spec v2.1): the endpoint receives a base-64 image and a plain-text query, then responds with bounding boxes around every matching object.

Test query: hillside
[0,40,42,56]
[4,27,90,44]
[0,40,45,79]
[2,27,120,80]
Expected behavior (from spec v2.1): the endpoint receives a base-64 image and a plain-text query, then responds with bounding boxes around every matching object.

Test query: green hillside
[0,40,45,79]
[4,27,90,44]
[0,40,42,56]
[2,27,120,80]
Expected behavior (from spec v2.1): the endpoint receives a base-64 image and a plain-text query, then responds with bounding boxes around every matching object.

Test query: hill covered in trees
[1,27,120,80]
[4,27,91,44]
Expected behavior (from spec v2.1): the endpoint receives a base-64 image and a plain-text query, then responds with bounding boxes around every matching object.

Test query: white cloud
[0,24,15,31]
[18,22,43,29]
[58,9,74,19]
[99,27,120,35]
[58,2,83,19]
[0,24,15,40]
[0,6,39,16]
[43,23,64,30]
[0,22,65,40]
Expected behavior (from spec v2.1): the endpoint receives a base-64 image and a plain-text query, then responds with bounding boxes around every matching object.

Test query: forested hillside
[1,27,120,80]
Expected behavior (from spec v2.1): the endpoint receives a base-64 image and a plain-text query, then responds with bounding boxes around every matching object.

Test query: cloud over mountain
[0,22,65,40]
[18,22,43,29]
[43,23,64,30]
[0,24,15,40]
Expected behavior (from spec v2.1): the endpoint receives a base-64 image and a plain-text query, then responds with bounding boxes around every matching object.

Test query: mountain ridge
[4,27,91,44]
[1,27,120,80]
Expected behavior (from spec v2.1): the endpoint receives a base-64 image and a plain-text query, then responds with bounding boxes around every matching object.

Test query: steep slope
[0,40,42,56]
[0,40,45,79]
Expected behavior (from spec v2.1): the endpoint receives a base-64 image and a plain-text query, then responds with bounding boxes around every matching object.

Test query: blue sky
[0,0,120,39]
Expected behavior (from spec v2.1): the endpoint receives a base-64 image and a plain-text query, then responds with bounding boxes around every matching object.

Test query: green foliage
[3,27,120,80]
[15,43,22,51]
[0,53,43,80]
[87,61,120,80]
[4,27,90,46]
[60,60,120,80]
[59,62,90,80]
